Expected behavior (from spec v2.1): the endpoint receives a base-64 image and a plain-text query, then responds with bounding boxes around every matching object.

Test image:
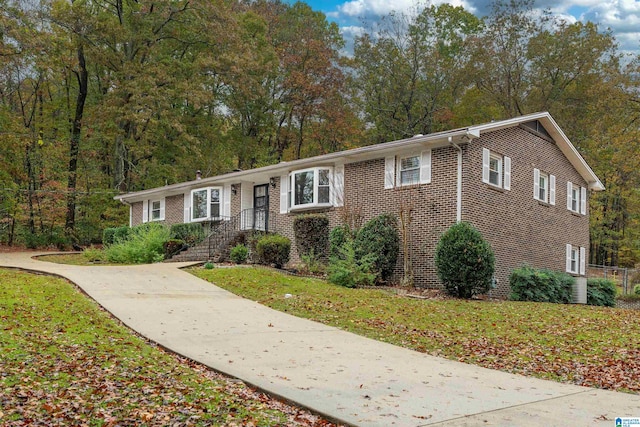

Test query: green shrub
[435,222,495,298]
[256,234,291,268]
[230,244,249,264]
[102,227,117,246]
[329,225,351,259]
[105,223,170,264]
[113,225,131,243]
[509,265,574,303]
[634,284,640,295]
[587,278,617,307]
[163,238,186,259]
[354,214,399,281]
[293,214,329,260]
[300,249,326,275]
[204,261,215,270]
[82,246,106,263]
[170,223,205,246]
[328,238,376,288]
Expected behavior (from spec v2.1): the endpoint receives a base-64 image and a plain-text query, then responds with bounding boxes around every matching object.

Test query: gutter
[118,198,133,227]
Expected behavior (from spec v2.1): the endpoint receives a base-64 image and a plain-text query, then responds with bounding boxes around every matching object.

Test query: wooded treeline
[1,0,638,266]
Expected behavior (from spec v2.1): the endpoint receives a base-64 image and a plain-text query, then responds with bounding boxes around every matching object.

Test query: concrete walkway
[1,252,639,426]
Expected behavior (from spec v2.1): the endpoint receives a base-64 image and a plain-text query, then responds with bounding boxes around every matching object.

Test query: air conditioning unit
[572,277,587,304]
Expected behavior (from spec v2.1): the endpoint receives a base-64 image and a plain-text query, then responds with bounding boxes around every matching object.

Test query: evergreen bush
[230,244,249,264]
[329,225,351,259]
[634,284,640,295]
[256,234,291,268]
[328,238,376,288]
[509,265,574,303]
[105,223,170,264]
[586,278,617,307]
[102,227,117,246]
[354,214,399,281]
[293,214,329,261]
[435,221,495,298]
[169,223,205,246]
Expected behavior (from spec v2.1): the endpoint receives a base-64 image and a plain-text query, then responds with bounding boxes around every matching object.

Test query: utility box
[572,277,587,304]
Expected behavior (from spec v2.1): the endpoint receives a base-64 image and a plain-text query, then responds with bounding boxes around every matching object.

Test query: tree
[349,4,482,143]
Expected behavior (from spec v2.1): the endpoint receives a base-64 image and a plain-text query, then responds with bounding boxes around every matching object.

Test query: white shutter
[142,200,149,223]
[579,247,586,275]
[580,187,587,215]
[549,175,556,206]
[503,156,511,190]
[333,164,344,207]
[533,168,540,200]
[280,174,288,214]
[159,198,165,221]
[183,191,191,223]
[223,184,231,218]
[482,148,490,184]
[384,156,395,189]
[566,244,572,273]
[420,150,431,184]
[567,181,573,210]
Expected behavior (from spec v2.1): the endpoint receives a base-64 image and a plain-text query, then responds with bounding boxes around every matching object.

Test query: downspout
[449,137,463,223]
[449,130,480,223]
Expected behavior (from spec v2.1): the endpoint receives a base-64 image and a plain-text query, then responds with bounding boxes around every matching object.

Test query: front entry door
[253,184,269,231]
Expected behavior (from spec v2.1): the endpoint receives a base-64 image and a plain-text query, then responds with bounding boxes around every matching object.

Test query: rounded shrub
[230,244,249,264]
[354,214,399,281]
[435,221,495,298]
[634,284,640,295]
[256,234,291,268]
[509,265,574,303]
[586,278,617,307]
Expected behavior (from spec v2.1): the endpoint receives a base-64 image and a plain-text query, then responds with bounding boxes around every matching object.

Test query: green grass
[191,266,640,393]
[37,253,115,266]
[0,268,324,426]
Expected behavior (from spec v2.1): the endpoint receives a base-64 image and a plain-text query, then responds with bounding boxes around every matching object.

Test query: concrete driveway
[1,251,639,426]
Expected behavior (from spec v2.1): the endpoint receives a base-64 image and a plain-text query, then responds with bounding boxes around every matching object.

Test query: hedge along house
[114,112,604,298]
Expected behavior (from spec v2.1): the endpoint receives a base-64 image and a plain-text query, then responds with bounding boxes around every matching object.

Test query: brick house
[114,112,604,298]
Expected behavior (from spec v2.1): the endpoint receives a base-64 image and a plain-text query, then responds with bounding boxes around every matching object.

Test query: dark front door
[253,184,269,231]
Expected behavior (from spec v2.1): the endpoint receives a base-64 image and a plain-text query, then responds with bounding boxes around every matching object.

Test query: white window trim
[289,167,333,211]
[566,181,586,215]
[534,169,555,205]
[190,187,223,222]
[150,199,165,222]
[566,244,586,275]
[482,148,510,190]
[385,150,431,189]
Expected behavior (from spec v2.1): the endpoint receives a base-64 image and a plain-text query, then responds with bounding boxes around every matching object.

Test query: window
[143,198,164,223]
[566,244,586,275]
[489,154,502,187]
[482,148,511,190]
[289,167,332,210]
[566,181,587,215]
[384,150,431,189]
[399,155,420,185]
[151,200,162,221]
[191,187,223,221]
[534,169,556,204]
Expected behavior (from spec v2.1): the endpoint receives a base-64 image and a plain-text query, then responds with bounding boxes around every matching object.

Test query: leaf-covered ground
[0,268,338,426]
[191,266,640,394]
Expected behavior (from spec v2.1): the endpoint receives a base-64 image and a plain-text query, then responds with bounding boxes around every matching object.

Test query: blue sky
[283,0,639,57]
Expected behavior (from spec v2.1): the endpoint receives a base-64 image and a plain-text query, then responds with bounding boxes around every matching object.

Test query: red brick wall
[131,201,143,226]
[164,194,184,226]
[462,126,590,298]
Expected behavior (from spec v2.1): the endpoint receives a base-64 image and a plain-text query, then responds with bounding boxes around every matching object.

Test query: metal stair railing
[206,208,278,259]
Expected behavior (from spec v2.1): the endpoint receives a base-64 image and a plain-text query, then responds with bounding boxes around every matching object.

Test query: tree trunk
[65,43,88,233]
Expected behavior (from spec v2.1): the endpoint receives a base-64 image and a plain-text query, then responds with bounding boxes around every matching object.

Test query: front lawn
[191,266,640,393]
[0,268,333,426]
